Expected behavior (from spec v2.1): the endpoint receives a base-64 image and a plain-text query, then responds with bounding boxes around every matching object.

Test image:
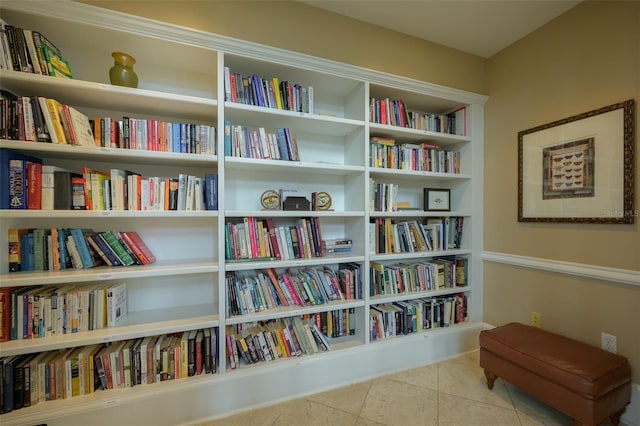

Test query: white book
[37,97,59,144]
[185,174,195,210]
[21,96,37,141]
[67,106,95,147]
[106,282,127,327]
[22,29,42,75]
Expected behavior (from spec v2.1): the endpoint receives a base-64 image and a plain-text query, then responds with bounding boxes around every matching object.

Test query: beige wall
[80,0,486,94]
[80,1,639,381]
[485,1,640,382]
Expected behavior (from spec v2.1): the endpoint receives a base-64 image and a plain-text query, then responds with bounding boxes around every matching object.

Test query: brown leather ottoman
[479,323,631,426]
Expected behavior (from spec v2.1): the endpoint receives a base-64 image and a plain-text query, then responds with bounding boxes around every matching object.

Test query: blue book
[69,228,94,268]
[0,148,42,209]
[88,232,122,266]
[204,173,218,211]
[20,232,35,271]
[172,122,181,153]
[275,128,290,161]
[57,228,70,269]
[180,123,188,153]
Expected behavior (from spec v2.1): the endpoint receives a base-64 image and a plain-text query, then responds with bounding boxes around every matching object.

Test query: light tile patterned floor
[201,350,628,426]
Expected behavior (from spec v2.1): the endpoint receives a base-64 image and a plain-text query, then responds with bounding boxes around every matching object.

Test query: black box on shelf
[283,196,311,211]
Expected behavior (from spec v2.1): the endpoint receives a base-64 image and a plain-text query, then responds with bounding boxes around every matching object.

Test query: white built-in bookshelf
[0,1,486,424]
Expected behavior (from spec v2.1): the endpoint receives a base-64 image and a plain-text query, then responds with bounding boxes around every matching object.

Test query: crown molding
[2,0,487,106]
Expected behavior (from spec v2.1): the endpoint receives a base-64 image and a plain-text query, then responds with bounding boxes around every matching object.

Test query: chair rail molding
[482,251,640,287]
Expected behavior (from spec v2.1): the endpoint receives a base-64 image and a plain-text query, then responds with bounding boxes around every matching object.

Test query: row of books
[79,168,218,212]
[8,228,156,273]
[225,217,325,262]
[369,216,464,254]
[92,117,216,155]
[0,93,217,156]
[370,256,468,297]
[1,95,93,146]
[369,180,399,213]
[0,282,127,342]
[226,264,361,316]
[223,121,300,161]
[369,136,461,173]
[0,328,217,414]
[226,316,329,369]
[0,20,72,77]
[369,97,466,136]
[223,67,314,113]
[0,149,218,212]
[370,293,468,340]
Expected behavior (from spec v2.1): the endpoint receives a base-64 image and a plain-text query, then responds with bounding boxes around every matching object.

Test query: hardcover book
[0,148,42,209]
[106,282,127,327]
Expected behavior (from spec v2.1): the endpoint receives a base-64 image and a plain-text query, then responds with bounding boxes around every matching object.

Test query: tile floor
[205,350,629,426]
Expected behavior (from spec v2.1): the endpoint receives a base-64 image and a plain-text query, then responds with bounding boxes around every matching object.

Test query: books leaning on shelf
[369,255,468,297]
[0,19,73,77]
[370,293,468,341]
[224,122,300,161]
[0,327,218,413]
[3,159,218,212]
[369,97,466,136]
[369,216,465,254]
[0,282,130,341]
[226,263,361,316]
[223,67,313,114]
[0,94,216,155]
[369,136,461,173]
[93,117,216,155]
[6,227,156,272]
[225,314,341,368]
[225,216,325,262]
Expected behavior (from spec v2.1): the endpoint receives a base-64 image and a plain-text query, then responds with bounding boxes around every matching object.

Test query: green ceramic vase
[109,51,138,88]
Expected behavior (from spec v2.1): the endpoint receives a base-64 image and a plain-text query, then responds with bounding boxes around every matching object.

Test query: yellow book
[45,98,68,144]
[180,332,189,379]
[272,77,283,110]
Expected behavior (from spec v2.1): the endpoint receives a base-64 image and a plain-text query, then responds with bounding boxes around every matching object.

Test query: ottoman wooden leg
[483,369,497,390]
[610,407,626,425]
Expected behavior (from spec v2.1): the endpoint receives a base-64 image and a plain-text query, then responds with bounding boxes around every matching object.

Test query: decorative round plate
[316,191,332,210]
[260,189,280,210]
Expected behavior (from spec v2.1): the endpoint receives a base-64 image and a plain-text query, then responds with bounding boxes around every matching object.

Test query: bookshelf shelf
[0,139,218,165]
[0,1,484,423]
[225,299,365,326]
[0,70,218,122]
[225,254,365,272]
[224,157,363,175]
[0,260,218,287]
[0,304,219,357]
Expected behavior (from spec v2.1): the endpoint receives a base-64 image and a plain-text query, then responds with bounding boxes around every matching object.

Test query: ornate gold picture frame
[518,99,635,223]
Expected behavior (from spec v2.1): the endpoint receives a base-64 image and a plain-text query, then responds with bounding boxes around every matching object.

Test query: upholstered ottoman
[479,323,631,425]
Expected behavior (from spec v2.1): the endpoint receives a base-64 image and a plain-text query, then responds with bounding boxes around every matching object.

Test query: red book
[27,161,42,209]
[265,218,281,260]
[265,268,288,307]
[0,287,18,342]
[119,231,156,264]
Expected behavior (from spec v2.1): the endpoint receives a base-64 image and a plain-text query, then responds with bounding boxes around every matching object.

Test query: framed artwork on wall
[518,99,635,223]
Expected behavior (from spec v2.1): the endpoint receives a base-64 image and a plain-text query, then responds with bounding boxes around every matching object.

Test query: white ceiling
[300,0,582,58]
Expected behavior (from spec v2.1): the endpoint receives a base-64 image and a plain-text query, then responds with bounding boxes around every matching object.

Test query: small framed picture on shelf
[424,188,451,211]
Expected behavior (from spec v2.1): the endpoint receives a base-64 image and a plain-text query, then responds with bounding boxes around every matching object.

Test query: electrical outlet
[530,311,541,328]
[601,333,617,353]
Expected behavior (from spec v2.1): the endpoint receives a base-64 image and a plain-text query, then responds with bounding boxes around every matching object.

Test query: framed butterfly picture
[518,99,635,223]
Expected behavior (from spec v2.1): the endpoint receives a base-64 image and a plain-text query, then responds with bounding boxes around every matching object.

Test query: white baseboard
[10,323,483,426]
[623,383,640,426]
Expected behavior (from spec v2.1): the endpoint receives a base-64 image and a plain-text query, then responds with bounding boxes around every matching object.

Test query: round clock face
[316,191,332,210]
[260,190,280,210]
